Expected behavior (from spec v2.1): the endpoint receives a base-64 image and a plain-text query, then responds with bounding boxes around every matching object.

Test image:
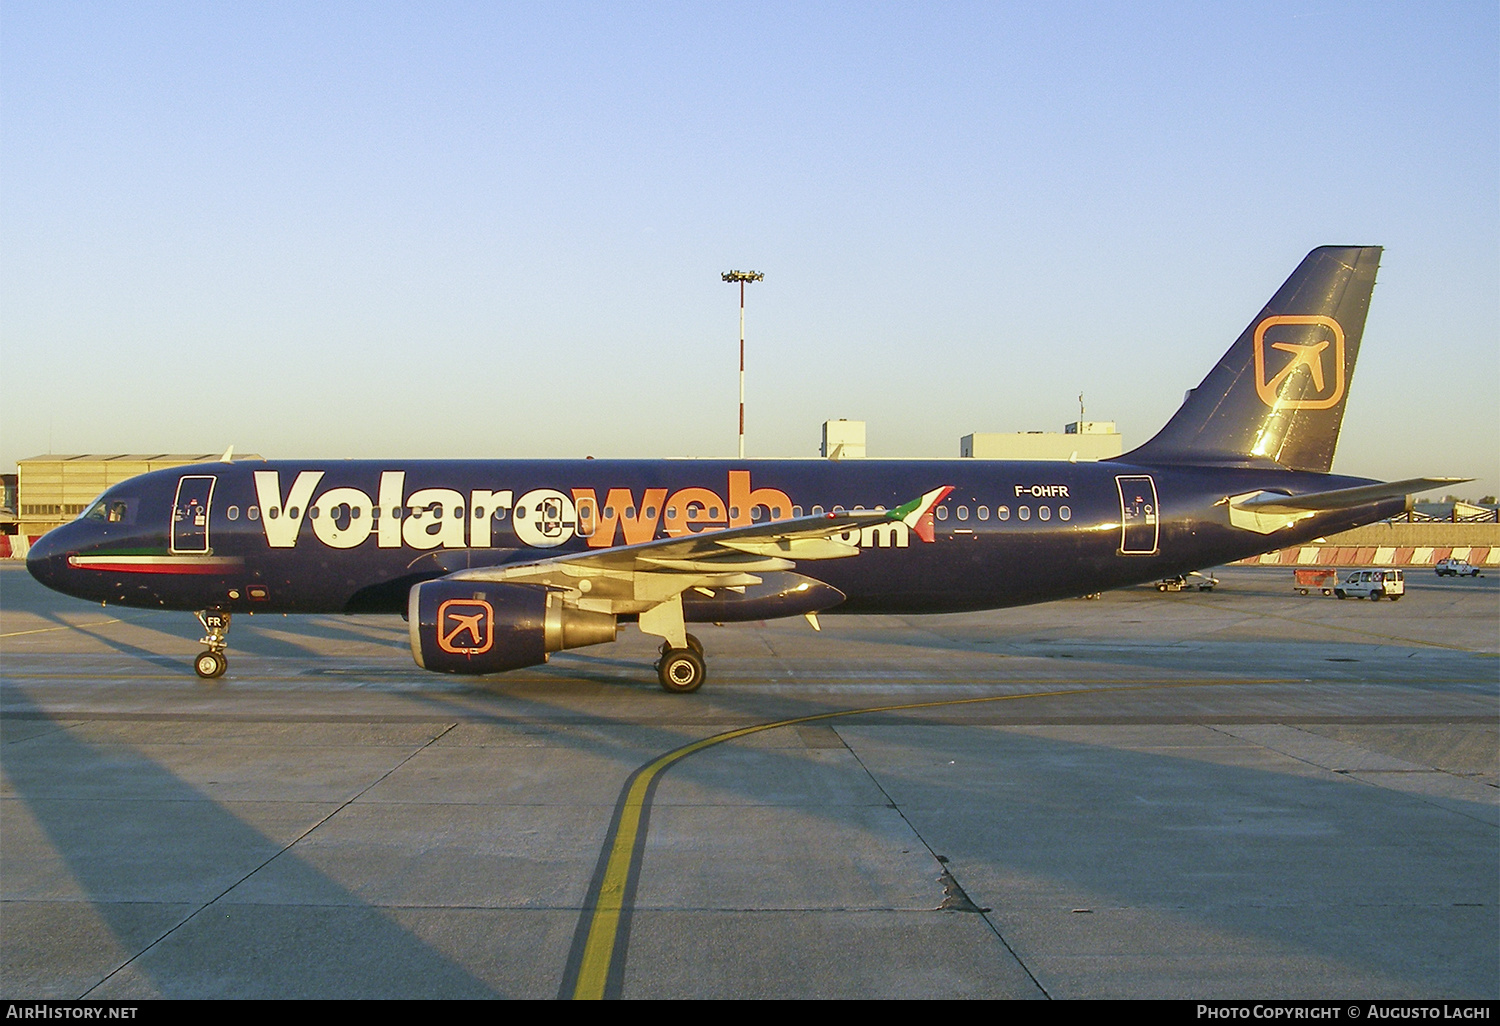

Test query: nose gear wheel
[194,609,232,679]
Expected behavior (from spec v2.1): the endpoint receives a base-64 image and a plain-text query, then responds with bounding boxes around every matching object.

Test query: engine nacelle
[409,580,617,674]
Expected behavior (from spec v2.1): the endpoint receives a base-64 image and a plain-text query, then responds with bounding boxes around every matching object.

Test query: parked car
[1333,568,1404,601]
[1435,558,1483,578]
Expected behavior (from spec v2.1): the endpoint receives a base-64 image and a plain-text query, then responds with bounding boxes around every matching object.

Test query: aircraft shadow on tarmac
[1,686,504,998]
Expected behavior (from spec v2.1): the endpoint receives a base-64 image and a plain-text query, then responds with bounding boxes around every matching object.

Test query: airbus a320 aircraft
[26,247,1462,692]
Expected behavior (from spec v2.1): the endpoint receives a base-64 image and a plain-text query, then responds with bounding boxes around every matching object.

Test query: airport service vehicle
[1294,567,1337,595]
[1435,558,1482,577]
[26,247,1465,692]
[1155,571,1218,592]
[1334,568,1404,601]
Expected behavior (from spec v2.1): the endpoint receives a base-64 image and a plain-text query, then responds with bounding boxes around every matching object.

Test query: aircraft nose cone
[25,529,69,589]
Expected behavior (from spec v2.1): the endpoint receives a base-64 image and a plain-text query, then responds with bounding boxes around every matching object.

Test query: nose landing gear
[194,609,231,678]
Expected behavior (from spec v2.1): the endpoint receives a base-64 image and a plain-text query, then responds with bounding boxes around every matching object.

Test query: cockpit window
[81,493,137,525]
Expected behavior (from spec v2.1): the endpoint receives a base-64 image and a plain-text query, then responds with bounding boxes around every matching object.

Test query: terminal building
[820,420,866,459]
[961,421,1122,460]
[817,418,1122,461]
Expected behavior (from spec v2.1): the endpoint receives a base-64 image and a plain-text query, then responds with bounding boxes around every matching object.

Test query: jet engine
[409,580,617,674]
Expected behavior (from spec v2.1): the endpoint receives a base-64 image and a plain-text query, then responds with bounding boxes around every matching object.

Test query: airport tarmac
[1,561,1495,999]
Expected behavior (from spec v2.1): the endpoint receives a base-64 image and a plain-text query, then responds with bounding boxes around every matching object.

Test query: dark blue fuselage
[26,457,1402,617]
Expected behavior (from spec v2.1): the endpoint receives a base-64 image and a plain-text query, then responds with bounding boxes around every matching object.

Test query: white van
[1334,568,1404,601]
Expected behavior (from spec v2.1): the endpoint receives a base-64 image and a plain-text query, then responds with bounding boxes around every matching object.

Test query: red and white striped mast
[721,269,763,459]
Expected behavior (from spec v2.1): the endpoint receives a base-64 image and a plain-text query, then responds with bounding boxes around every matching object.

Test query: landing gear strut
[641,596,707,693]
[660,633,704,658]
[194,609,230,679]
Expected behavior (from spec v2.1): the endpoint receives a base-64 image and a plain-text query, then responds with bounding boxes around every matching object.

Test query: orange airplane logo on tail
[437,599,494,655]
[1253,315,1346,409]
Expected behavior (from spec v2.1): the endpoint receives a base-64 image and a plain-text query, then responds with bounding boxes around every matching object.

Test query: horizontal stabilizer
[1231,477,1471,514]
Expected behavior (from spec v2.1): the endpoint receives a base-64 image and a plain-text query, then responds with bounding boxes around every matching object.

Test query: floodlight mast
[721,270,763,459]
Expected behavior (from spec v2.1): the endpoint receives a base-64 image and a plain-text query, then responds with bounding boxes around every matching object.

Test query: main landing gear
[656,634,706,694]
[194,609,231,679]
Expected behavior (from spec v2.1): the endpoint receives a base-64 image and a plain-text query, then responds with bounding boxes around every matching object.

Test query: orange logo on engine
[437,599,493,654]
[1253,315,1346,410]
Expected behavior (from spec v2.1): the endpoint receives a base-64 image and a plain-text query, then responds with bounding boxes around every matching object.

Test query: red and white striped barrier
[1,535,34,559]
[1242,545,1500,567]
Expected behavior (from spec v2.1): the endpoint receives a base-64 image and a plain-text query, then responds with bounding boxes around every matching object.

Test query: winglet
[890,486,954,544]
[220,446,234,463]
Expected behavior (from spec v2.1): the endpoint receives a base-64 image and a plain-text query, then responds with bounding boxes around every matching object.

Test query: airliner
[25,247,1460,692]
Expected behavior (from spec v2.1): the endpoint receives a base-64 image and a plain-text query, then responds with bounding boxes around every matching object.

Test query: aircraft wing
[446,486,954,582]
[1230,477,1470,514]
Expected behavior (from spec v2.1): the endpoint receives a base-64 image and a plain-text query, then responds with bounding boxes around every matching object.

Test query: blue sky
[3,2,1496,498]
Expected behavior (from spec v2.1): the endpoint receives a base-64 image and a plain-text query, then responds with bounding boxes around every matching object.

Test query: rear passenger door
[1115,475,1159,555]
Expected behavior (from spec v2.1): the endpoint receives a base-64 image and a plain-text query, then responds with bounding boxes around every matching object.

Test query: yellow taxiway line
[561,677,1290,999]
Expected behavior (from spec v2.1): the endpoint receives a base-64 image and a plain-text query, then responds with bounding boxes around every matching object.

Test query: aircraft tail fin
[1120,246,1382,474]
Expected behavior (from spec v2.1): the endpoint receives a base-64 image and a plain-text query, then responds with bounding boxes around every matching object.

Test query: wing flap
[718,537,861,559]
